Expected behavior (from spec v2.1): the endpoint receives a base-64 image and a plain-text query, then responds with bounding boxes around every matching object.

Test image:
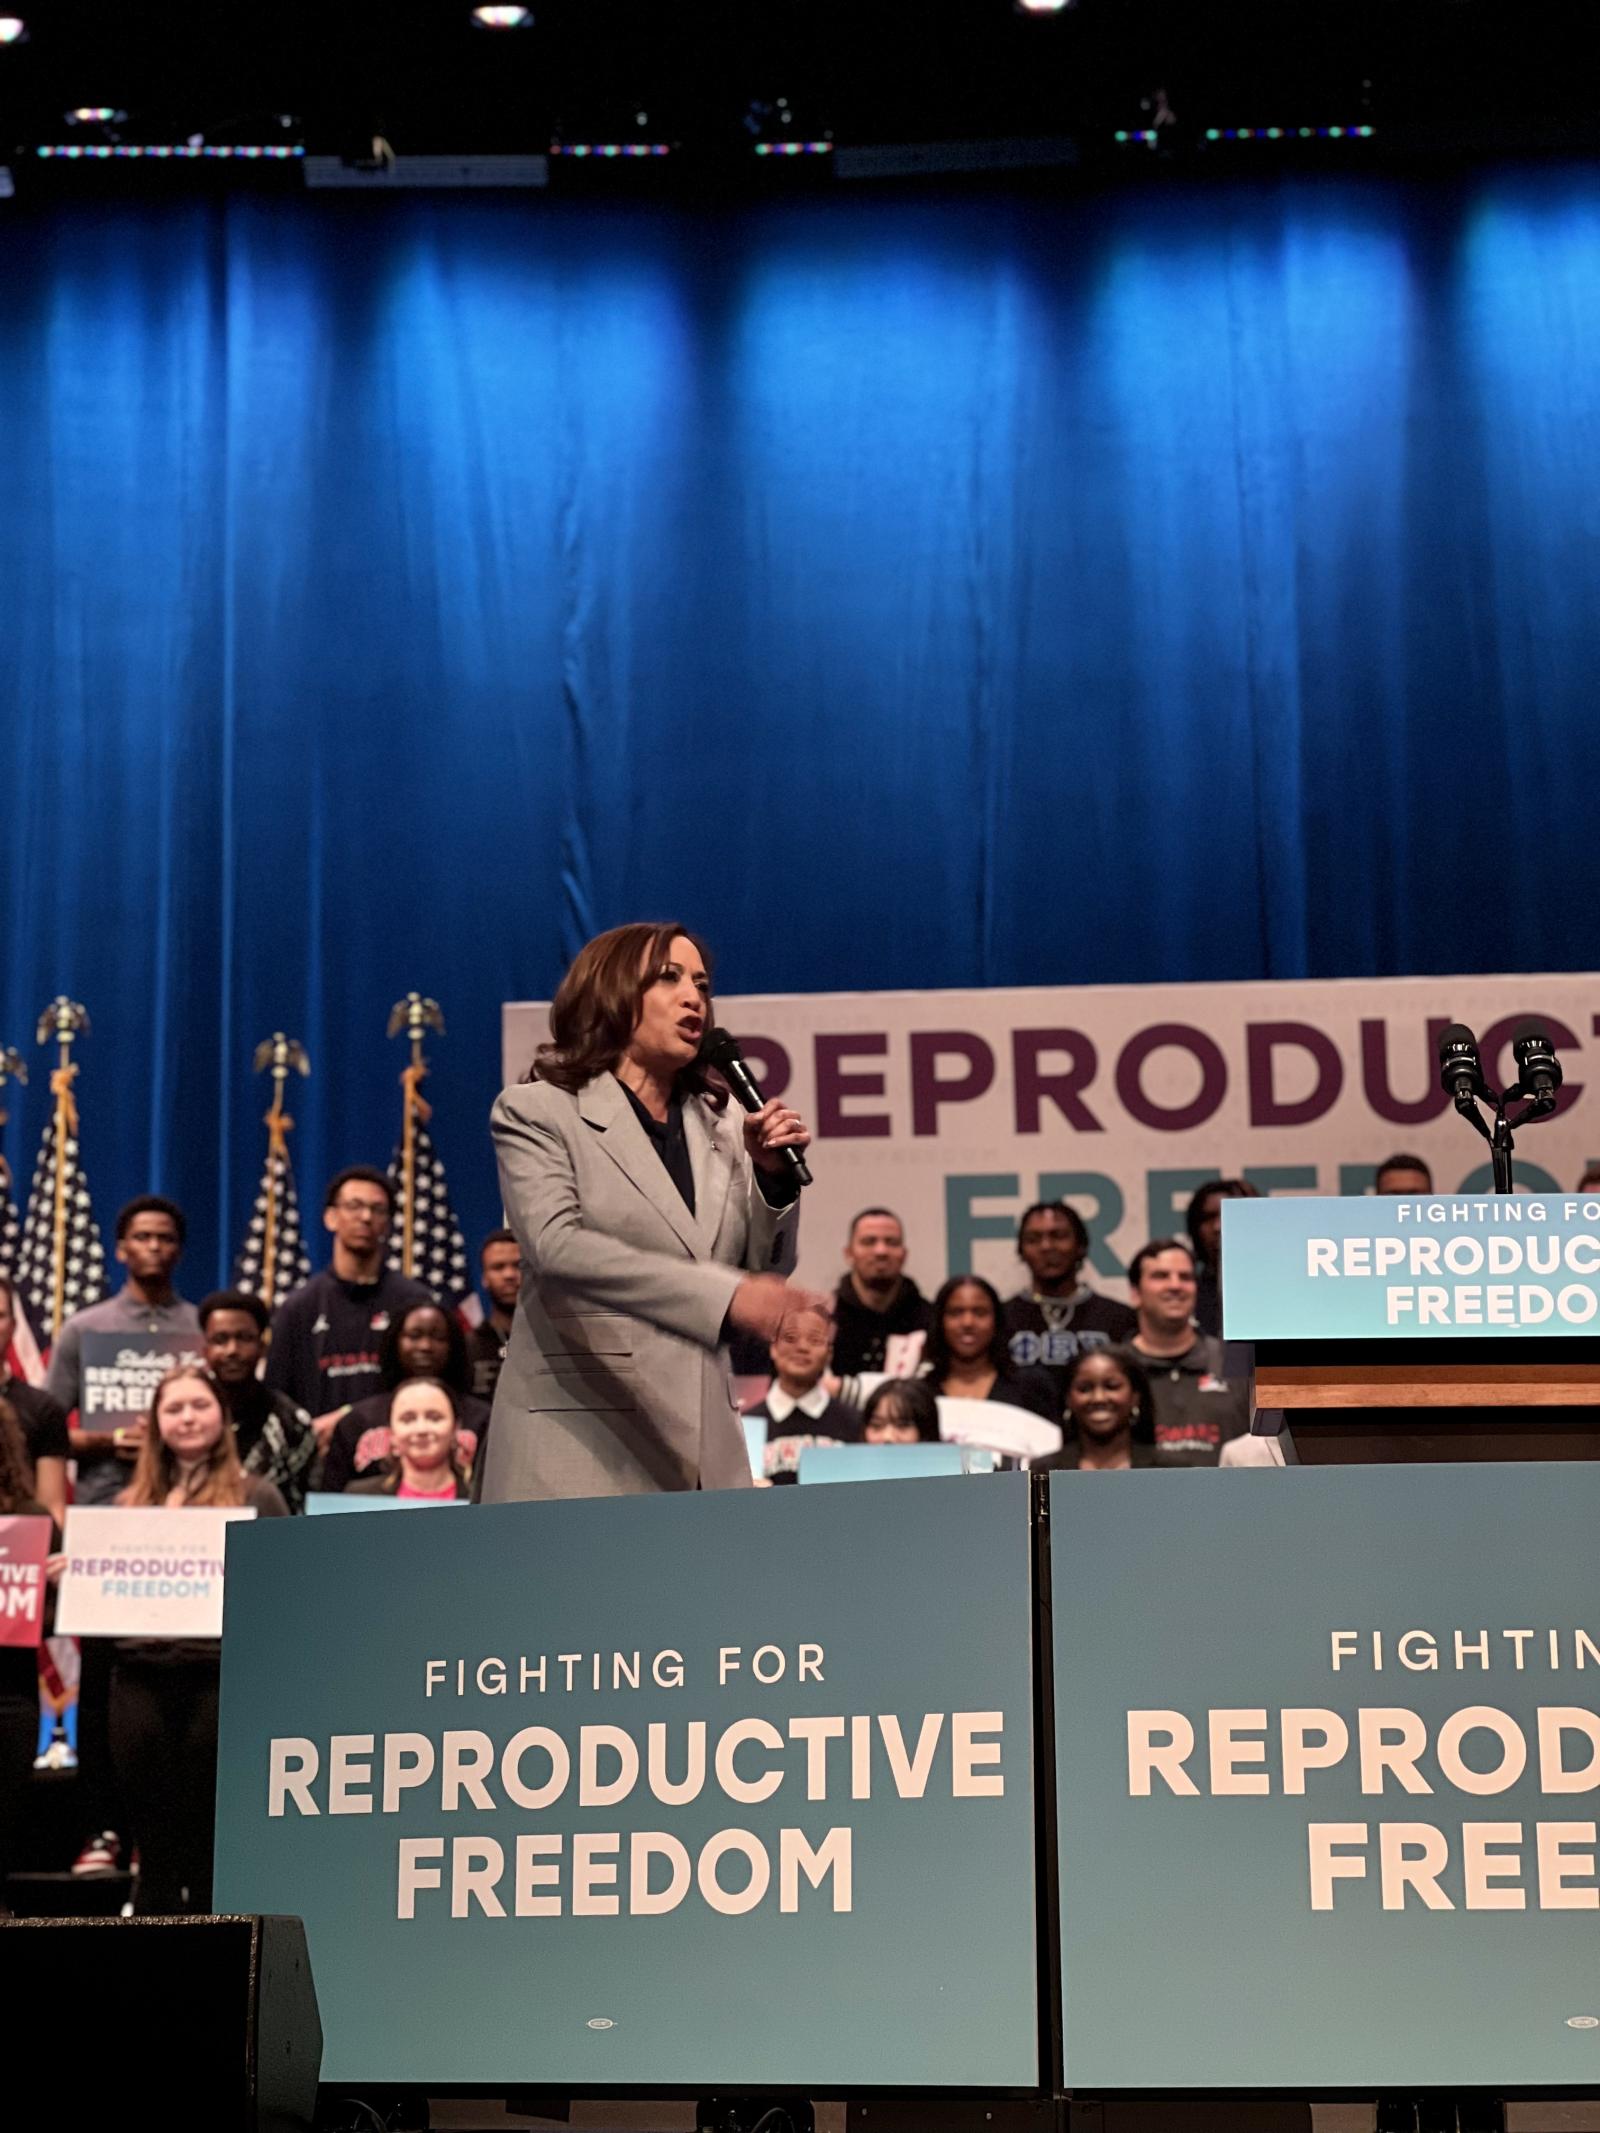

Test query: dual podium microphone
[1437,1018,1563,1191]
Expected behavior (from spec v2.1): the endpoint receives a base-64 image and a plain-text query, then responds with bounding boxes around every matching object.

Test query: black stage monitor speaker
[0,1912,322,2131]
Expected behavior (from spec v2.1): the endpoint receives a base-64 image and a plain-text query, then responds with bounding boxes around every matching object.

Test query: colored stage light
[472,5,532,25]
[37,141,305,160]
[0,19,28,46]
[550,142,670,158]
[1204,123,1376,144]
[67,107,124,125]
[753,140,833,157]
[1015,0,1073,13]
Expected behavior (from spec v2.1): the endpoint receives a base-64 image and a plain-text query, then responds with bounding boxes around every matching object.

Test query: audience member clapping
[199,1290,316,1513]
[860,1377,942,1445]
[112,1367,286,1912]
[320,1300,490,1493]
[1127,1239,1249,1464]
[346,1378,471,1502]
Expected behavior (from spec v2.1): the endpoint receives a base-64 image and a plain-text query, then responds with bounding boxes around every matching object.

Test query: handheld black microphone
[1512,1020,1563,1105]
[1438,1023,1486,1108]
[701,1027,813,1188]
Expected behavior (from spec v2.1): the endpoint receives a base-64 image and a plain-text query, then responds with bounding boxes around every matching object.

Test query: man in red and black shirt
[263,1167,432,1451]
[1127,1237,1249,1465]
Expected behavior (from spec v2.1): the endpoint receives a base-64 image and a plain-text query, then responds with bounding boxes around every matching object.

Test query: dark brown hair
[531,921,726,1104]
[121,1366,249,1509]
[0,1396,34,1515]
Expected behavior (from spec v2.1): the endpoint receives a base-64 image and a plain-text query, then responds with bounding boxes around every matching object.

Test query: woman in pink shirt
[346,1377,470,1502]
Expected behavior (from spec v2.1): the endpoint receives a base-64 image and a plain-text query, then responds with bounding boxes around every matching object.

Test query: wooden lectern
[1252,1338,1600,1464]
[1224,1194,1600,1464]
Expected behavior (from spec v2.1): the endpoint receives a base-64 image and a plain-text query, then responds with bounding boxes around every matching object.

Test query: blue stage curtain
[2,168,1598,1282]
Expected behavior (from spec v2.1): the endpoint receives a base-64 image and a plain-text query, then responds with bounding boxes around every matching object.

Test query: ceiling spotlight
[67,107,125,125]
[1015,0,1074,13]
[0,18,28,46]
[471,5,532,25]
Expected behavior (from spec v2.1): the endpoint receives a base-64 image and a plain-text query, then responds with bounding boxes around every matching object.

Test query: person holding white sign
[109,1368,285,1913]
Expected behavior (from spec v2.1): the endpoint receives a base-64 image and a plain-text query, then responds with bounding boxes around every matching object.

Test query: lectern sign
[1053,1465,1600,2090]
[1222,1192,1600,1339]
[214,1479,1038,2090]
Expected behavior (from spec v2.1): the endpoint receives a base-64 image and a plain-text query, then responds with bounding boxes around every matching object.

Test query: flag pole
[34,998,89,1341]
[386,993,445,1279]
[250,1033,310,1313]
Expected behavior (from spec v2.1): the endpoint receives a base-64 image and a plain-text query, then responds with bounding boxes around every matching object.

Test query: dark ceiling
[0,0,1594,194]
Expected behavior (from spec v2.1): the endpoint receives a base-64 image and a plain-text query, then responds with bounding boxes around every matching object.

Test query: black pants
[0,1693,38,1887]
[108,1654,220,1914]
[75,1634,123,1839]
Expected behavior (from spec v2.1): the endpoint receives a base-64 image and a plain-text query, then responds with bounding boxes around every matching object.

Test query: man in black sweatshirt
[263,1167,433,1449]
[829,1207,932,1377]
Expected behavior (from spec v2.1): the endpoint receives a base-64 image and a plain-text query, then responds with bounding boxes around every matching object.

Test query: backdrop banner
[1051,1464,1600,2091]
[214,1477,1039,2090]
[505,974,1600,1293]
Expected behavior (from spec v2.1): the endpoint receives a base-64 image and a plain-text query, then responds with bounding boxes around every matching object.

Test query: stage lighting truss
[753,140,833,157]
[66,106,126,125]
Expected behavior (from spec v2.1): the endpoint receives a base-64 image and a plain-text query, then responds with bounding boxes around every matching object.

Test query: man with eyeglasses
[263,1166,434,1448]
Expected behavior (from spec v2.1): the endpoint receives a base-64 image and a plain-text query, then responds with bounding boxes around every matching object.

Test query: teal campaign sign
[215,1478,1039,2090]
[1052,1465,1600,2090]
[1223,1191,1600,1339]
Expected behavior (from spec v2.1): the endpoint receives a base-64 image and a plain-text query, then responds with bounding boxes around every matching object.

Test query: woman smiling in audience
[347,1377,471,1501]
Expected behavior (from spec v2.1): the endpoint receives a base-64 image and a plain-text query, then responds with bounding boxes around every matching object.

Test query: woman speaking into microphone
[477,922,826,1502]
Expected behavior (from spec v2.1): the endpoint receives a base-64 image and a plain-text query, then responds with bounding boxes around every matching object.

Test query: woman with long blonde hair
[110,1367,286,1911]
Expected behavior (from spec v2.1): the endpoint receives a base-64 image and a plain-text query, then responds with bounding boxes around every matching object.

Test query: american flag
[233,1143,313,1309]
[387,1118,471,1311]
[0,1156,19,1288]
[0,1152,46,1385]
[14,1115,107,1337]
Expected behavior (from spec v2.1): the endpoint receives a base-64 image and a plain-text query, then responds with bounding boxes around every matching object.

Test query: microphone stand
[1454,1080,1557,1195]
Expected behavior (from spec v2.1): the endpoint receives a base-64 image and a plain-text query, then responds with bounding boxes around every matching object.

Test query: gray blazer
[477,1072,799,1502]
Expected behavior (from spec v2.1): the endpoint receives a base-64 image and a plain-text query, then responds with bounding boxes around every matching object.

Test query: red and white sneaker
[71,1830,122,1876]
